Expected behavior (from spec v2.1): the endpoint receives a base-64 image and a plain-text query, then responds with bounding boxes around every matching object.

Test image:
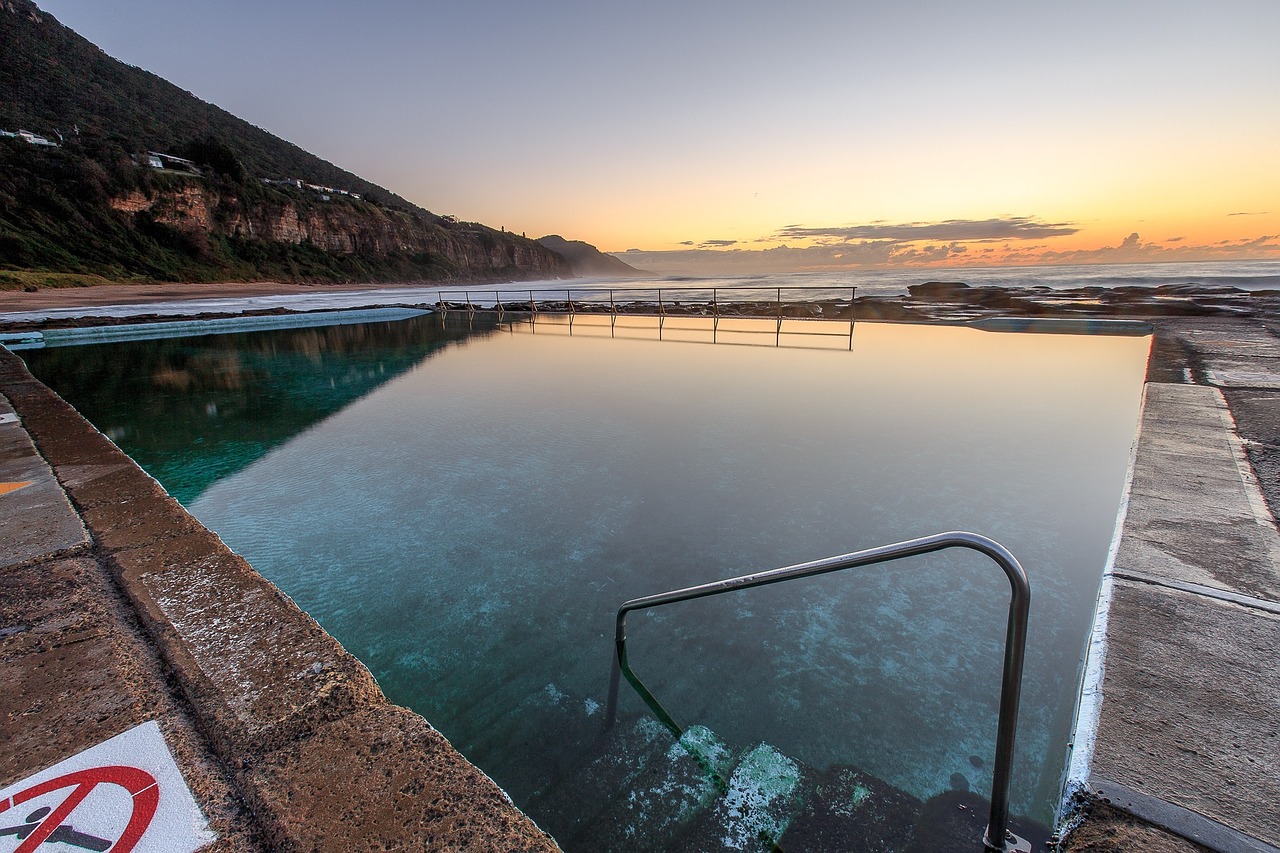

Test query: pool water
[21,312,1150,842]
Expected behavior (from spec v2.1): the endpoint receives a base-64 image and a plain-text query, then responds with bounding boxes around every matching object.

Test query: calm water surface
[21,313,1150,832]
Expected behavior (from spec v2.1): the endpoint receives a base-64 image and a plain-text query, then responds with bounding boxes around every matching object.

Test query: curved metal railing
[603,530,1031,853]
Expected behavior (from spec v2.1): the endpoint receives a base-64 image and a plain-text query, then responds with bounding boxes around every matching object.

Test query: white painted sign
[0,721,215,853]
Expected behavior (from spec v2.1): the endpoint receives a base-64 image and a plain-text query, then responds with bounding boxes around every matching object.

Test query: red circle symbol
[0,766,159,853]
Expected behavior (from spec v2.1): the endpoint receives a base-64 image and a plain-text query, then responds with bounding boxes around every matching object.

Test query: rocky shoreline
[3,281,1280,334]
[439,281,1280,324]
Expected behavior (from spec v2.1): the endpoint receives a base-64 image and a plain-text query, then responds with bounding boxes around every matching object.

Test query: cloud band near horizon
[773,216,1079,243]
[615,221,1280,274]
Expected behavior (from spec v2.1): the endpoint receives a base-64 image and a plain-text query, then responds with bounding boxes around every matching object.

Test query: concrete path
[1069,320,1280,853]
[1,389,265,850]
[0,395,87,567]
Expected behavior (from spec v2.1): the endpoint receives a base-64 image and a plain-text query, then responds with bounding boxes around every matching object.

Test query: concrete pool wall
[3,313,1279,852]
[0,345,558,851]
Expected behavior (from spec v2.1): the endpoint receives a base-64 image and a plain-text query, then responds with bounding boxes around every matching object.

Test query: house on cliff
[145,151,201,173]
[1,129,58,146]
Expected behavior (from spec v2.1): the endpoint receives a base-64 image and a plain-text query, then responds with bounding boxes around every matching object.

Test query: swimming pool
[20,312,1150,848]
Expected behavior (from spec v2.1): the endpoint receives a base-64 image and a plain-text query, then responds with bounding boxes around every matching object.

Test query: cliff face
[107,184,570,280]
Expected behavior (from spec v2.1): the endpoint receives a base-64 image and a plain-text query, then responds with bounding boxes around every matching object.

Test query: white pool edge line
[1059,378,1151,822]
[6,307,433,349]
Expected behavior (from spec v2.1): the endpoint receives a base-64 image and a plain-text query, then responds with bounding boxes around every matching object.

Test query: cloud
[611,230,1280,275]
[892,242,968,264]
[1228,211,1270,216]
[999,232,1280,267]
[774,216,1078,243]
[678,240,695,246]
[699,239,738,247]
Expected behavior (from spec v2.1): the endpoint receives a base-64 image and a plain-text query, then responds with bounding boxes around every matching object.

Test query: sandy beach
[0,280,434,313]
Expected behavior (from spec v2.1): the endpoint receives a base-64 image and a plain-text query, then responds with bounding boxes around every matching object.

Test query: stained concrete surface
[1077,318,1280,852]
[1065,803,1210,852]
[1115,383,1280,600]
[1090,584,1280,843]
[1168,318,1280,523]
[0,421,264,850]
[0,395,88,569]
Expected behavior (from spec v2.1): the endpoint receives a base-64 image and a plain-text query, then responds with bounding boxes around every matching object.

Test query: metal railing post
[430,284,868,332]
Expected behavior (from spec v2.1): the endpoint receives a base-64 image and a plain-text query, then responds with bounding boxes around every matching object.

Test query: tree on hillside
[180,136,246,183]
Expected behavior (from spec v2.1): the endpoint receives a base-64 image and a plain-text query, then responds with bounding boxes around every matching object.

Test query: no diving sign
[0,721,214,852]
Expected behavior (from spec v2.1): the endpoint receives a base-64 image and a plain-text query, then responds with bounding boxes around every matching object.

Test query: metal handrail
[435,285,857,321]
[603,530,1030,853]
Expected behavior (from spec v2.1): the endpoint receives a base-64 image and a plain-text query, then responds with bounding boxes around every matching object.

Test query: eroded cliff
[107,181,570,282]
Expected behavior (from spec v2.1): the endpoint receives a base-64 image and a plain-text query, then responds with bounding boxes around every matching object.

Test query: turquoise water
[21,312,1149,837]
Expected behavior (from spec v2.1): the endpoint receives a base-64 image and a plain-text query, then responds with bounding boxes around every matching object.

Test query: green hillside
[0,0,408,209]
[0,0,571,285]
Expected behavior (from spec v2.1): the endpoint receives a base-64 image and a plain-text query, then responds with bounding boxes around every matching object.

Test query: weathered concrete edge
[1211,383,1280,541]
[1063,339,1280,850]
[1112,571,1280,615]
[1059,381,1151,823]
[1090,778,1280,853]
[8,306,431,350]
[0,346,561,852]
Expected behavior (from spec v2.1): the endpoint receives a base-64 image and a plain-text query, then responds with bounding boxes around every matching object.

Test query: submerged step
[678,742,811,852]
[530,715,676,844]
[779,765,923,852]
[903,790,1050,853]
[463,683,608,804]
[587,725,735,851]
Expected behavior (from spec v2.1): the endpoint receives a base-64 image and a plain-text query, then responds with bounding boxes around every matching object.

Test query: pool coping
[1,306,432,349]
[1061,381,1149,817]
[1061,319,1280,852]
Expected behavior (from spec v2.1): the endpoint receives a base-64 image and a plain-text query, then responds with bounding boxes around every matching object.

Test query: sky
[34,0,1280,273]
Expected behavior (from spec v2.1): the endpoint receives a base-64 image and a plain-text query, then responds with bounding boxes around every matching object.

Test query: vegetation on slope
[0,0,569,286]
[537,235,646,278]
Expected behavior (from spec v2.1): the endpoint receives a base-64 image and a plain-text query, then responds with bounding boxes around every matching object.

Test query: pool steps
[605,531,1032,853]
[467,682,1052,851]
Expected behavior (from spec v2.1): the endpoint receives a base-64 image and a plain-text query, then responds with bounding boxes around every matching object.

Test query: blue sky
[34,0,1280,270]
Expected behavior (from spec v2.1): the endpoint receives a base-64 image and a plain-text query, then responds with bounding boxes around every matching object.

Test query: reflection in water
[497,311,859,351]
[23,314,1150,843]
[22,315,502,503]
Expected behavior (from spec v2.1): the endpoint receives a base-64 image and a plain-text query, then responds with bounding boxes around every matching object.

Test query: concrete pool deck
[1063,318,1280,853]
[1,313,1278,851]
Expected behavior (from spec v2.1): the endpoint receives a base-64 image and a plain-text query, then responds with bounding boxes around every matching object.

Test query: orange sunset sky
[36,0,1280,273]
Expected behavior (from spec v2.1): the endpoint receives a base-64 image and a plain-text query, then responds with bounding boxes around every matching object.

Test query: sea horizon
[4,258,1278,324]
[567,257,1280,300]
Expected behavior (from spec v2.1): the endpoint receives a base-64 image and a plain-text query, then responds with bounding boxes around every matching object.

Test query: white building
[1,129,59,147]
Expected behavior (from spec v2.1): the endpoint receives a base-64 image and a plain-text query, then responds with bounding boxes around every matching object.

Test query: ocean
[3,259,1278,322]
[556,258,1280,301]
